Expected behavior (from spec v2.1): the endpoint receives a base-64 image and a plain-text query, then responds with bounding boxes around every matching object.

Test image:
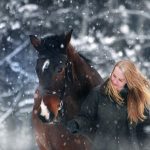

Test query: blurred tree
[0,0,150,149]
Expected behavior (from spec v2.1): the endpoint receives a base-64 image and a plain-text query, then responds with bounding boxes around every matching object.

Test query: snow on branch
[101,34,150,45]
[6,60,36,81]
[0,40,29,66]
[0,90,23,123]
[90,8,150,22]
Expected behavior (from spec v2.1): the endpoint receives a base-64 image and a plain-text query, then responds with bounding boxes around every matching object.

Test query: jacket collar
[100,78,129,102]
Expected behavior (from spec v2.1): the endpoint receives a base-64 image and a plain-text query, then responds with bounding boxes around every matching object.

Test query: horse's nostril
[50,112,55,120]
[38,112,49,123]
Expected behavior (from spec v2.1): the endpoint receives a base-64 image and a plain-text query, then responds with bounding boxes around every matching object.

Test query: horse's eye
[57,67,63,73]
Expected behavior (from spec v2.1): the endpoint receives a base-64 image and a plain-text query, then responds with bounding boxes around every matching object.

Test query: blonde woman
[67,60,150,150]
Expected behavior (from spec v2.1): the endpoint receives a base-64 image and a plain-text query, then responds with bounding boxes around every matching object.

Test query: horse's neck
[67,45,103,87]
[64,80,88,103]
[67,45,80,62]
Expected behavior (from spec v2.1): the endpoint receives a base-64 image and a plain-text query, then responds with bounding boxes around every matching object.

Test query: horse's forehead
[37,54,67,65]
[43,35,65,47]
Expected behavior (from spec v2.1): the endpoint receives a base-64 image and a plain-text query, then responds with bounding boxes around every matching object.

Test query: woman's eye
[119,79,124,82]
[112,74,116,78]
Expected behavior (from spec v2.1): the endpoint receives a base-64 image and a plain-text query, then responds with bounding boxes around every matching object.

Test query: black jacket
[72,81,150,150]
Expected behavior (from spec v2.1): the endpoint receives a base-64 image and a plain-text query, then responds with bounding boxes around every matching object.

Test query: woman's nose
[113,78,118,85]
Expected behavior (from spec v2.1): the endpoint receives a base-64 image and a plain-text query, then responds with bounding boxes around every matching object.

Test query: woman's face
[110,66,127,91]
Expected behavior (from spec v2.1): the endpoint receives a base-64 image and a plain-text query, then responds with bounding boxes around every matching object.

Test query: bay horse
[30,30,103,150]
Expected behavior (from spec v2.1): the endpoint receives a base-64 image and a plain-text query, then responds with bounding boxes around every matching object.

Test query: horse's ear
[29,35,41,51]
[65,29,73,46]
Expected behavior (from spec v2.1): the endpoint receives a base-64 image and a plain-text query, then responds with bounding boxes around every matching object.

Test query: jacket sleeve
[136,109,150,150]
[74,87,100,131]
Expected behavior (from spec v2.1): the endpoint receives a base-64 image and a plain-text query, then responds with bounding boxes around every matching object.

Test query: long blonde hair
[106,60,150,124]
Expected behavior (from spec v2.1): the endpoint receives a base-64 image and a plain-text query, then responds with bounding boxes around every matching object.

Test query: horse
[30,30,103,150]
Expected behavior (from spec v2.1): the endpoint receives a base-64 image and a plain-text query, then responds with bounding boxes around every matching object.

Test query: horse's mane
[78,52,92,65]
[66,43,98,84]
[68,43,93,66]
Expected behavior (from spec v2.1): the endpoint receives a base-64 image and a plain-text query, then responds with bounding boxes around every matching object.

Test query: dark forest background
[0,0,150,149]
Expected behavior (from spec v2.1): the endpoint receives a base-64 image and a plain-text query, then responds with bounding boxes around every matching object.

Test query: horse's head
[30,30,73,93]
[30,30,74,123]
